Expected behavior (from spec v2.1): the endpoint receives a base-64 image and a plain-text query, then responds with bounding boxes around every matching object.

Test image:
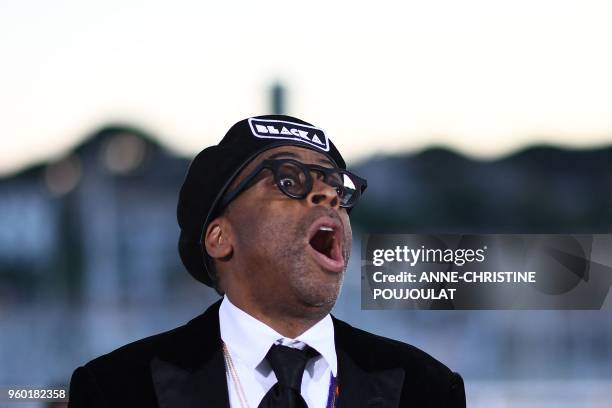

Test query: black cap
[177,114,347,286]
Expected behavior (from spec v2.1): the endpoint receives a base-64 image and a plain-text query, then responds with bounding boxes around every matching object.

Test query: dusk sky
[2,0,612,175]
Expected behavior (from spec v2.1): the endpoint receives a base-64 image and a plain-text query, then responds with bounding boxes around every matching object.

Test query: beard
[241,206,352,318]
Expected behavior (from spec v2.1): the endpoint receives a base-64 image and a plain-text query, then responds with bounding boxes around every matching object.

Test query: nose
[307,177,340,208]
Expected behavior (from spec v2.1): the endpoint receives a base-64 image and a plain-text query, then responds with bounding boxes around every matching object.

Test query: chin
[303,291,338,309]
[294,275,343,311]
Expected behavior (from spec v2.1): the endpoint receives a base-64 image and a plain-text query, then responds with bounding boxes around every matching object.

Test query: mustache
[300,207,345,235]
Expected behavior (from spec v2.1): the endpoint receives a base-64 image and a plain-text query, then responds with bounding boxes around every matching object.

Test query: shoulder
[68,301,221,407]
[69,324,191,407]
[333,316,465,405]
[83,323,191,375]
[79,300,221,375]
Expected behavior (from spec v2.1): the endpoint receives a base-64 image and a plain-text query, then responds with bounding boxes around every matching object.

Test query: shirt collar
[219,295,337,376]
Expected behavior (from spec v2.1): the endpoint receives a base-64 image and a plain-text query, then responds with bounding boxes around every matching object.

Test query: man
[68,115,466,407]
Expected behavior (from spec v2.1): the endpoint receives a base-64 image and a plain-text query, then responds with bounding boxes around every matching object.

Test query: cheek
[345,226,353,247]
[342,216,353,257]
[342,214,352,240]
[232,205,292,253]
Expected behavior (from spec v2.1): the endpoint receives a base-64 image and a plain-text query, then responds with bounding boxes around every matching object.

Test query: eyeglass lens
[274,161,359,206]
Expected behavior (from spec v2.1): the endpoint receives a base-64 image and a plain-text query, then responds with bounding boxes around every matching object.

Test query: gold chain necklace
[222,342,251,408]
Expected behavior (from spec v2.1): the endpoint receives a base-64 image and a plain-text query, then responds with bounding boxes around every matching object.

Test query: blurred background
[1,1,612,407]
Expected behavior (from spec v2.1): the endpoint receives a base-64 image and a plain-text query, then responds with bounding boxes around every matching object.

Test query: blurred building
[0,125,611,407]
[0,126,191,304]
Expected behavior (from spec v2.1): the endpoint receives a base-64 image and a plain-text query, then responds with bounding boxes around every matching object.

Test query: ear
[204,217,233,260]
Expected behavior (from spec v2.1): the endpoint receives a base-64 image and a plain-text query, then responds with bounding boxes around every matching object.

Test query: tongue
[310,230,334,258]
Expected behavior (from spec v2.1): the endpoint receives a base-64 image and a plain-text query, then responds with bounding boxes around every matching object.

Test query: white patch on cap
[248,118,330,152]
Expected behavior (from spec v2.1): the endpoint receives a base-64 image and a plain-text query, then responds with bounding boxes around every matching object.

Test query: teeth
[319,226,334,232]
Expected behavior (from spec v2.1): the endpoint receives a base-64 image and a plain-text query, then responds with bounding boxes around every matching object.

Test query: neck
[225,292,329,338]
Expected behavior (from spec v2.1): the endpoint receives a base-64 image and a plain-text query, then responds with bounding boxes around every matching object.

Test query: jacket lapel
[334,319,405,408]
[151,300,230,408]
[150,301,405,408]
[151,350,228,408]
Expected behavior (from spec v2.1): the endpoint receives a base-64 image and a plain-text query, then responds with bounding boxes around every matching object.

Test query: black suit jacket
[68,300,465,407]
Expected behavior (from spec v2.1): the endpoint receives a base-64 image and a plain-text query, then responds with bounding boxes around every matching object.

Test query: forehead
[256,145,336,167]
[229,146,336,190]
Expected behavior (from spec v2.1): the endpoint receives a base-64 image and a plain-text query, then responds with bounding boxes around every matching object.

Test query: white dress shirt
[219,296,337,408]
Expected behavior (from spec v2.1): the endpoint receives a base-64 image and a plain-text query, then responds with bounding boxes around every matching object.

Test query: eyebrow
[267,151,335,167]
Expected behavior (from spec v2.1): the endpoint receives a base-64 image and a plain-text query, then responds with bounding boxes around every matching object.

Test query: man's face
[220,145,353,317]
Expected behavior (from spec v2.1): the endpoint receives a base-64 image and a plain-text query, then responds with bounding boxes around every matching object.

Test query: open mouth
[310,226,336,258]
[307,217,345,273]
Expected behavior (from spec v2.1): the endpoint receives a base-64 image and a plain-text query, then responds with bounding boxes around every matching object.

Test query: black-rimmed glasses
[219,159,367,210]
